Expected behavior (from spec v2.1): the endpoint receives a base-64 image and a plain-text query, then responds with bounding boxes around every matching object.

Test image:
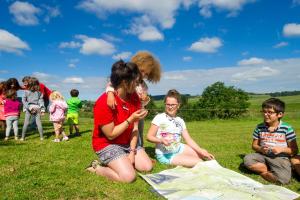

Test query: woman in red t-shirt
[86,60,152,183]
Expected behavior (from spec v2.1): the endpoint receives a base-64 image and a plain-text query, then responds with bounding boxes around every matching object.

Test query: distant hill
[151,94,192,100]
[247,90,300,97]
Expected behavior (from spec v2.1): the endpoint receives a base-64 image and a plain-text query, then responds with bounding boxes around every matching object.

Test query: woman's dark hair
[6,78,22,91]
[110,60,141,89]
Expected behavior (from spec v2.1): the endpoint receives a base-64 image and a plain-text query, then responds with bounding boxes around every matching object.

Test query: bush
[198,82,250,119]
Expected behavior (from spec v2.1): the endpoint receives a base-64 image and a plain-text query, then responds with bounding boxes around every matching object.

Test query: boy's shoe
[40,137,44,141]
[20,137,25,141]
[14,137,18,140]
[53,138,60,143]
[4,137,8,141]
[62,136,69,141]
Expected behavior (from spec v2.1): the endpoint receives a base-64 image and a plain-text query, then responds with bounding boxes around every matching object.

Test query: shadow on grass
[68,129,92,139]
[144,146,156,159]
[238,154,254,174]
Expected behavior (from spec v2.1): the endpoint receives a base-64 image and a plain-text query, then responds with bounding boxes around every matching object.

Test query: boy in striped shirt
[244,98,298,184]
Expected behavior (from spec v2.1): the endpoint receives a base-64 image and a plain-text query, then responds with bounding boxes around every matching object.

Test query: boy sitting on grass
[244,98,298,184]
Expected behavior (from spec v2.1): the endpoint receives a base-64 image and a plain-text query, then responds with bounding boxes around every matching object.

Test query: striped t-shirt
[253,121,296,157]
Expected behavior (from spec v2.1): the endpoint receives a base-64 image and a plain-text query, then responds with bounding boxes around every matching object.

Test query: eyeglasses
[261,110,277,115]
[165,104,178,108]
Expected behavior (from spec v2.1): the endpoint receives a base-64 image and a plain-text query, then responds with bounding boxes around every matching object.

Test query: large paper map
[140,160,299,200]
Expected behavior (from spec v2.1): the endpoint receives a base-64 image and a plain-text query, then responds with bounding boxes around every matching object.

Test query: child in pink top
[4,89,21,141]
[49,91,68,142]
[0,81,6,131]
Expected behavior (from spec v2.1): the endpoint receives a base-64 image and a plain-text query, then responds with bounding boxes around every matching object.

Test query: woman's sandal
[85,160,101,172]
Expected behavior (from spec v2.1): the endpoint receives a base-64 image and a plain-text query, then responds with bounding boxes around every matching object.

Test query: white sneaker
[20,138,25,141]
[62,136,69,141]
[15,137,18,140]
[4,137,8,141]
[40,137,44,141]
[53,138,60,143]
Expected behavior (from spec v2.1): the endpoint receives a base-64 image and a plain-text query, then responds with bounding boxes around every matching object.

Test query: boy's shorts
[156,143,185,165]
[96,144,142,166]
[67,113,79,125]
[244,152,291,184]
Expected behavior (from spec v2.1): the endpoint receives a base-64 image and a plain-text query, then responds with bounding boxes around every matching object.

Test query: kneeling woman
[147,89,214,167]
[87,60,152,183]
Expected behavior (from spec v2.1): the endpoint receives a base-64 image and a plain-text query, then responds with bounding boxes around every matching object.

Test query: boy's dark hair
[110,60,141,89]
[164,89,181,104]
[5,89,17,100]
[70,89,79,97]
[262,98,285,113]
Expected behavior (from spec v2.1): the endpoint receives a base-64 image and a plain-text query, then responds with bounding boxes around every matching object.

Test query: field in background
[0,95,299,199]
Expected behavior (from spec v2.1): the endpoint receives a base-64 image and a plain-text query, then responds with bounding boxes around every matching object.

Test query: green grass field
[0,95,300,199]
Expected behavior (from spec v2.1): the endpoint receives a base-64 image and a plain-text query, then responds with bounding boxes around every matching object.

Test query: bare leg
[87,156,136,183]
[74,124,80,135]
[291,155,300,177]
[171,144,202,167]
[247,163,277,183]
[134,148,152,172]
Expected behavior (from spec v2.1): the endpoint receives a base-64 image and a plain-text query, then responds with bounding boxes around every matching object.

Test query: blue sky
[1,0,300,100]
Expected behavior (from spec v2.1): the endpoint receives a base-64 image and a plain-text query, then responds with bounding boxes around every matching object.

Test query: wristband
[125,119,130,125]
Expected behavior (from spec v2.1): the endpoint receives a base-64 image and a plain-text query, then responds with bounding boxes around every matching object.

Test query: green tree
[198,82,250,119]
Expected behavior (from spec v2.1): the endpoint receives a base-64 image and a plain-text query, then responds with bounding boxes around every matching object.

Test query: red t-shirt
[39,83,52,100]
[92,92,141,152]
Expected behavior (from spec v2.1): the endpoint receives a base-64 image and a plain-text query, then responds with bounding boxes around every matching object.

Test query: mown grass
[0,95,300,199]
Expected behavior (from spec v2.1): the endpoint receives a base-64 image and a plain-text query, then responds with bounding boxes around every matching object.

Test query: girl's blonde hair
[50,91,64,101]
[131,51,161,83]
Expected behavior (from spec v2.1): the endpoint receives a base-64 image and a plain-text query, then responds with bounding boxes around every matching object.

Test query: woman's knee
[119,171,136,183]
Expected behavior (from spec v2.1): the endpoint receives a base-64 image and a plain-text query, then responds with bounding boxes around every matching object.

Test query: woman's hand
[130,109,148,122]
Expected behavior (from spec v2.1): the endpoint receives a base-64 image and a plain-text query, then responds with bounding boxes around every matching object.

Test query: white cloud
[0,29,30,54]
[102,34,122,42]
[63,77,84,84]
[77,0,181,29]
[112,51,132,60]
[238,57,265,66]
[43,5,61,23]
[9,1,41,26]
[75,35,116,55]
[283,23,300,37]
[231,66,280,82]
[126,15,164,41]
[188,37,222,53]
[59,41,81,49]
[148,58,300,95]
[197,0,255,18]
[273,42,288,49]
[68,63,76,68]
[183,56,192,61]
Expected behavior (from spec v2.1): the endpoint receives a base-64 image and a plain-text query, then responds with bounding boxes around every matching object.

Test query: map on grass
[140,160,299,200]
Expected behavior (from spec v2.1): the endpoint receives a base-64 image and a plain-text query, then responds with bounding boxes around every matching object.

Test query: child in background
[147,89,214,167]
[49,91,68,142]
[106,51,161,147]
[244,98,298,184]
[66,89,82,136]
[4,89,21,140]
[0,82,6,131]
[21,78,45,141]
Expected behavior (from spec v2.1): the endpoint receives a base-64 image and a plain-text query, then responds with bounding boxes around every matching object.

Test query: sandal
[85,160,101,170]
